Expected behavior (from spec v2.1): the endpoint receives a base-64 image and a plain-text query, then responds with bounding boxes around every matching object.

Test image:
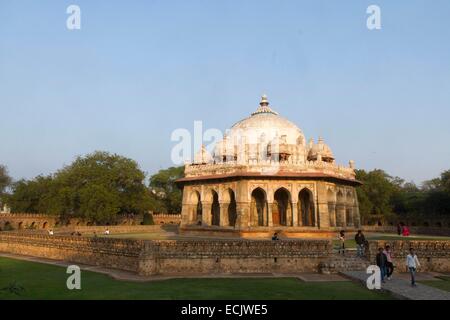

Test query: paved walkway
[0,252,349,283]
[342,271,450,300]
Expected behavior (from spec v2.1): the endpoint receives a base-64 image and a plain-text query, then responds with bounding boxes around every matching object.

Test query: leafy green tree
[0,165,12,202]
[8,151,151,224]
[355,169,397,219]
[149,166,184,213]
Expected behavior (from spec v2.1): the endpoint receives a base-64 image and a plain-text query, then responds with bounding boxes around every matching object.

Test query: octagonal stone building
[176,95,361,238]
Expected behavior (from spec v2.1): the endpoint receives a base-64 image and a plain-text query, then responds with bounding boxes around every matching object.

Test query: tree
[355,169,397,219]
[149,166,184,214]
[8,151,152,224]
[0,165,12,202]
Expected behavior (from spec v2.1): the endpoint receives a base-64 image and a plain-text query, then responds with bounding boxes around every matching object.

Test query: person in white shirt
[406,248,421,287]
[48,229,54,236]
[104,229,110,235]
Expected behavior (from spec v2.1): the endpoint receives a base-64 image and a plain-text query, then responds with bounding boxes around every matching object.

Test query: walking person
[338,230,345,255]
[383,245,394,280]
[397,223,403,236]
[376,247,388,283]
[354,230,366,257]
[406,248,421,287]
[402,225,410,236]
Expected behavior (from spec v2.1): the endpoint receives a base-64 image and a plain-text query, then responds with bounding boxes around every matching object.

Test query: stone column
[181,204,195,226]
[236,202,250,229]
[202,202,212,226]
[267,202,273,227]
[292,202,298,227]
[328,203,336,227]
[336,203,345,227]
[219,203,230,227]
[286,202,293,226]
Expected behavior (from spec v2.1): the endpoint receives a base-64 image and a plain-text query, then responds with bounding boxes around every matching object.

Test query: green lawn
[0,257,394,300]
[333,233,450,249]
[419,276,450,292]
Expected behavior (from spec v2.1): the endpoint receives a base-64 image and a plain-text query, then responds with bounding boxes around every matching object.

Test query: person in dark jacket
[397,223,403,236]
[376,247,388,283]
[354,230,366,257]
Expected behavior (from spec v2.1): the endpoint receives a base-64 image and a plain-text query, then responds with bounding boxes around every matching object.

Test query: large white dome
[226,95,305,146]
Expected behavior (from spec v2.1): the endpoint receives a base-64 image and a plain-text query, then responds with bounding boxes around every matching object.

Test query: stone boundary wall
[152,213,181,225]
[0,233,144,272]
[366,240,450,273]
[0,233,332,275]
[139,239,332,275]
[53,225,173,235]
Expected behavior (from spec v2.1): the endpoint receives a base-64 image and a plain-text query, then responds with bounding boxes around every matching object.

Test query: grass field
[332,233,450,249]
[0,257,394,300]
[419,276,450,292]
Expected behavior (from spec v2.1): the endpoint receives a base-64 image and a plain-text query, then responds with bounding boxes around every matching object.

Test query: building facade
[177,96,361,236]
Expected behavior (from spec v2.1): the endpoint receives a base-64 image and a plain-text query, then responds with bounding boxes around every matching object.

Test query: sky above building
[1,0,449,185]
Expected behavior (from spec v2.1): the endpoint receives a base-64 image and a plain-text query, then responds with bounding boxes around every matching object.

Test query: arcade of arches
[180,180,360,231]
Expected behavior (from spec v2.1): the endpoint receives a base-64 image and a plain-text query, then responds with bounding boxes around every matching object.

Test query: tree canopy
[0,164,12,205]
[356,168,450,224]
[7,152,151,224]
[148,166,184,214]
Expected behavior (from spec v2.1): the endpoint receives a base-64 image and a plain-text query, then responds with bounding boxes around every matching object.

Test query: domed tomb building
[176,95,361,237]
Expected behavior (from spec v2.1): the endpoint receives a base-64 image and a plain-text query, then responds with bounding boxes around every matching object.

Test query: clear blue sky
[1,0,449,185]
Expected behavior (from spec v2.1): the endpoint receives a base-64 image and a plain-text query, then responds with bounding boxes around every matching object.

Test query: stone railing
[184,160,356,180]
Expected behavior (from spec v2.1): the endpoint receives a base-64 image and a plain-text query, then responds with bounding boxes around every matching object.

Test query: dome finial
[260,94,269,106]
[252,94,278,115]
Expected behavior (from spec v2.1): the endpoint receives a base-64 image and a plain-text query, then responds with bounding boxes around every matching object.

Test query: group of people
[337,230,368,256]
[375,245,394,281]
[338,229,421,287]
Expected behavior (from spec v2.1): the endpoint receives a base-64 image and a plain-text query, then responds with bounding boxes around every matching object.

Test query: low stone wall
[152,213,181,225]
[0,213,145,230]
[0,232,331,275]
[0,233,144,272]
[53,225,174,235]
[366,240,450,272]
[139,239,332,275]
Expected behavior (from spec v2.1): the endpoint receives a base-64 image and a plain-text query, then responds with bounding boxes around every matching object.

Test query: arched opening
[4,221,12,231]
[273,188,290,226]
[191,191,202,224]
[211,190,220,226]
[336,191,345,227]
[42,222,48,229]
[299,188,315,226]
[18,222,23,230]
[327,189,336,227]
[227,189,237,227]
[30,222,36,229]
[346,191,354,227]
[250,188,266,226]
